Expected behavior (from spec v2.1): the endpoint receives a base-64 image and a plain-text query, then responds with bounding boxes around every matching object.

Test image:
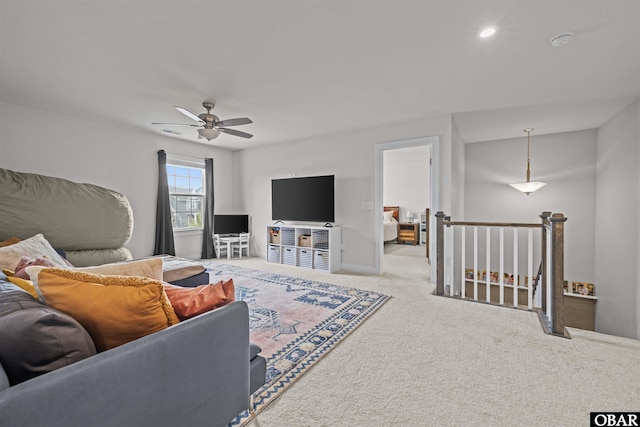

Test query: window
[166,163,205,230]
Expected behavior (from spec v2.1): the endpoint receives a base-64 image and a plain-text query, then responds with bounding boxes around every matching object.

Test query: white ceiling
[1,1,638,150]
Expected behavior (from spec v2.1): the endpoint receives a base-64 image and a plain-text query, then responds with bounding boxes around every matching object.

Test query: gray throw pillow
[0,283,96,385]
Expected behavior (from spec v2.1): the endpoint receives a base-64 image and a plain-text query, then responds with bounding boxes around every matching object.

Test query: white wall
[450,119,465,220]
[0,101,236,259]
[235,114,454,273]
[383,145,430,222]
[0,100,457,272]
[464,129,597,285]
[595,98,640,339]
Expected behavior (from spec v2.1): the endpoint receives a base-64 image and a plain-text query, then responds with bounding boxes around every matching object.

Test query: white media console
[266,225,341,273]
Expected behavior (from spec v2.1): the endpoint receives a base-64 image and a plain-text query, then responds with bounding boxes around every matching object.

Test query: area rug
[202,263,390,426]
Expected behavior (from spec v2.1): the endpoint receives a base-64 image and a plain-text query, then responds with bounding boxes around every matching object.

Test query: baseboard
[339,263,378,275]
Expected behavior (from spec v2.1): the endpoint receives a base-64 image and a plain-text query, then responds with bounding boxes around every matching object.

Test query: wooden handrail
[445,220,542,229]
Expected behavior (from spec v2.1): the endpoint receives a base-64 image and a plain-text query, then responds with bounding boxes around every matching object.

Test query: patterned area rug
[203,264,389,427]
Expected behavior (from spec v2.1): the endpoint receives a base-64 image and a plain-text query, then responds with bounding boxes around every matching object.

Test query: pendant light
[509,128,546,195]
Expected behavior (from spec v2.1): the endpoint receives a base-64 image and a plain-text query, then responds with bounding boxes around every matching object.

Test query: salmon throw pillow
[163,279,235,321]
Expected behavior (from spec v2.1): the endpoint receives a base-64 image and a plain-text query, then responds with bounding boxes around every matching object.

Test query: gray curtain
[153,150,175,256]
[201,158,216,258]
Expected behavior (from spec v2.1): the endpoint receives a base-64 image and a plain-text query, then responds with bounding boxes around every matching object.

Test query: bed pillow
[73,257,163,281]
[0,234,67,271]
[163,279,235,320]
[383,210,394,221]
[26,267,179,352]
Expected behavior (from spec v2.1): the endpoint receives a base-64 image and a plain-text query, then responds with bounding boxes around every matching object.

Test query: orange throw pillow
[0,236,20,247]
[27,267,180,352]
[163,279,235,321]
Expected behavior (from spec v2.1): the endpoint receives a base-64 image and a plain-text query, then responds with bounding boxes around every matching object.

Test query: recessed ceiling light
[479,27,497,38]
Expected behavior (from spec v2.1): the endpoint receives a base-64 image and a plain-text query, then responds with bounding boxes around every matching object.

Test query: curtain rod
[162,151,206,161]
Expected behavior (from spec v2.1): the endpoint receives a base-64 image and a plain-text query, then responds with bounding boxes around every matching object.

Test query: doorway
[374,136,439,278]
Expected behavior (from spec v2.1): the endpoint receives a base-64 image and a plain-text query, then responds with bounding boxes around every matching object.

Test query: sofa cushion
[0,167,133,251]
[0,279,96,385]
[73,257,163,281]
[63,247,133,268]
[160,256,206,283]
[0,233,68,271]
[0,363,9,391]
[27,267,180,352]
[249,343,262,361]
[163,279,235,321]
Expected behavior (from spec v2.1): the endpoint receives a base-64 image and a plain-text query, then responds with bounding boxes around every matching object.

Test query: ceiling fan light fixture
[198,127,220,140]
[153,102,253,140]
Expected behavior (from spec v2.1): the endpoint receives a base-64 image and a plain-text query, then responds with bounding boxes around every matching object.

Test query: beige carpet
[209,244,640,427]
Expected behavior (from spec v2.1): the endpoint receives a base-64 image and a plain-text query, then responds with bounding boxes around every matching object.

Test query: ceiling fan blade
[218,127,253,139]
[151,122,200,127]
[217,117,252,127]
[174,106,204,124]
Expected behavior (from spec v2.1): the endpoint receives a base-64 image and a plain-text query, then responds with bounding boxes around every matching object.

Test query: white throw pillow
[0,233,68,271]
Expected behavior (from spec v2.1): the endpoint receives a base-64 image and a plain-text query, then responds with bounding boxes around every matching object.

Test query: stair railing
[435,211,567,337]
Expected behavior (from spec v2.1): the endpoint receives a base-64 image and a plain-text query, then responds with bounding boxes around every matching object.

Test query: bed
[383,206,399,242]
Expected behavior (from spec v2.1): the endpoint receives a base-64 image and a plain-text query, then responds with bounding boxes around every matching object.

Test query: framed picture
[523,275,540,287]
[465,268,475,280]
[572,281,595,296]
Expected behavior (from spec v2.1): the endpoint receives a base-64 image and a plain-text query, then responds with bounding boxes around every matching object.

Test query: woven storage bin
[298,235,311,247]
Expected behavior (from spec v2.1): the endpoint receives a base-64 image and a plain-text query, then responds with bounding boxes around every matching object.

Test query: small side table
[398,223,419,245]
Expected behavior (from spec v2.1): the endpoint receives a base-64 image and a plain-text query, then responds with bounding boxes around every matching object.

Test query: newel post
[539,211,551,313]
[435,211,446,296]
[550,213,567,336]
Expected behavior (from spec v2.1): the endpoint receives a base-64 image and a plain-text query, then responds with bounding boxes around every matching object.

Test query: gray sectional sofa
[0,274,266,427]
[0,168,266,426]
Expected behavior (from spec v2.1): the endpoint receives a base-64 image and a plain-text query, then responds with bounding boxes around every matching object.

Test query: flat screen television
[271,175,335,223]
[214,214,249,235]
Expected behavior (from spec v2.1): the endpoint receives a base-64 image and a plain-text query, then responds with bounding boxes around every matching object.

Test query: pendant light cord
[525,128,533,182]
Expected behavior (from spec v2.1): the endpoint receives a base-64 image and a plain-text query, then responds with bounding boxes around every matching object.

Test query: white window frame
[166,160,205,231]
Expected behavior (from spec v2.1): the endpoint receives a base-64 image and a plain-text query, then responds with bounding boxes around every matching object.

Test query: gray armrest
[0,301,250,427]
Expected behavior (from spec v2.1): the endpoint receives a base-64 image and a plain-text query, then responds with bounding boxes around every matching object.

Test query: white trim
[340,263,379,275]
[165,153,205,168]
[174,228,203,235]
[374,136,440,277]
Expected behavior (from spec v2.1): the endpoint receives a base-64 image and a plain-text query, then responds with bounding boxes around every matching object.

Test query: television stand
[266,225,341,272]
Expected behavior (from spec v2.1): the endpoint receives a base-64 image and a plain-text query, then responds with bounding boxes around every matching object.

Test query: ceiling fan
[152,102,253,140]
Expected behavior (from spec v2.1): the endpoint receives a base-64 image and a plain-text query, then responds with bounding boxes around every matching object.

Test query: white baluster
[486,227,491,303]
[473,226,478,301]
[499,227,504,305]
[461,226,466,299]
[528,228,533,310]
[513,228,519,308]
